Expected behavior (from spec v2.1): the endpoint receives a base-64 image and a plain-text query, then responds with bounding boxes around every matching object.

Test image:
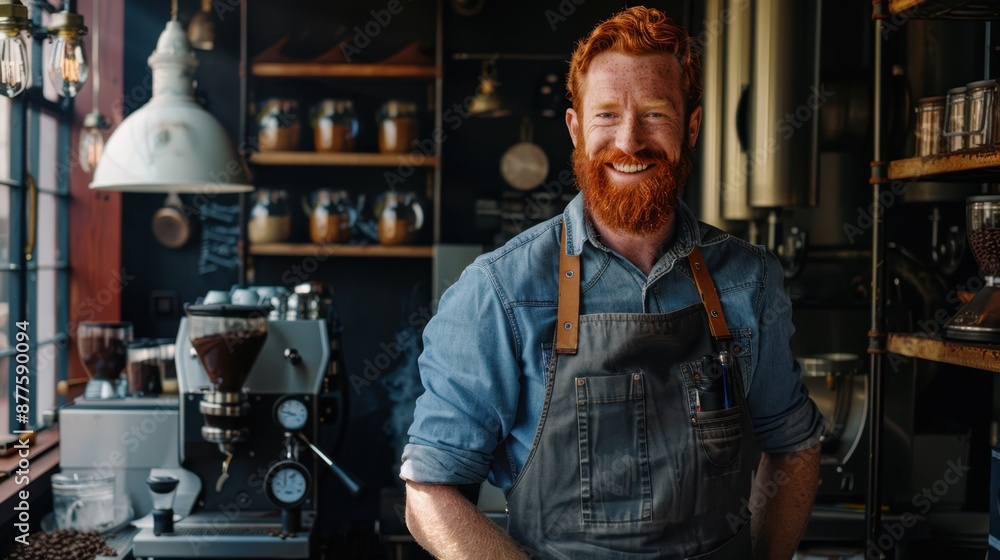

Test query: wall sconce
[0,0,89,99]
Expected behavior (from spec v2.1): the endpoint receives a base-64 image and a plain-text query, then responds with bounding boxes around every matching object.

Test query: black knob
[284,348,301,364]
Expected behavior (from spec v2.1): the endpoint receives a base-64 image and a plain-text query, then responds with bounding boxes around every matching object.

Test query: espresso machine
[132,302,358,559]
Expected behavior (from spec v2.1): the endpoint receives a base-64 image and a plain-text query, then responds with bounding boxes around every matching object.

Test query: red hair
[567,7,701,115]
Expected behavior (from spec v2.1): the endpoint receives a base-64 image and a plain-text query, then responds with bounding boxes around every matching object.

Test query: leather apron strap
[555,226,732,348]
[686,246,732,342]
[555,222,581,355]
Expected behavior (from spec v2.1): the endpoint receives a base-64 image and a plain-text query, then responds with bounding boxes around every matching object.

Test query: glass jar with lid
[312,99,358,153]
[914,96,946,157]
[378,191,423,245]
[257,99,300,152]
[966,79,998,149]
[944,86,968,153]
[304,189,354,244]
[378,100,418,154]
[248,189,291,244]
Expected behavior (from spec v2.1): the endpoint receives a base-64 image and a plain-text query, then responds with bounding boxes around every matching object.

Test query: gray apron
[506,224,757,559]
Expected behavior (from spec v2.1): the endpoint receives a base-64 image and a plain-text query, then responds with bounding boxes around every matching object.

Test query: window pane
[35,268,56,343]
[36,192,60,266]
[37,113,58,190]
[0,184,9,268]
[0,96,9,181]
[36,342,58,425]
[0,271,8,436]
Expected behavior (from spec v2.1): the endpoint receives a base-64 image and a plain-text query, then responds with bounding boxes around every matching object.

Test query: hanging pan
[501,117,549,191]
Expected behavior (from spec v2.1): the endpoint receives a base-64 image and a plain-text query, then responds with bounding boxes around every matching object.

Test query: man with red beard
[402,7,823,559]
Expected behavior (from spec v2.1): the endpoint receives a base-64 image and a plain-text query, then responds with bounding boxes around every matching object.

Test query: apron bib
[505,224,757,559]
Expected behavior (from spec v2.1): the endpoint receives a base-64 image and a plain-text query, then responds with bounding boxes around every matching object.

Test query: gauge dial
[264,461,311,509]
[274,397,309,431]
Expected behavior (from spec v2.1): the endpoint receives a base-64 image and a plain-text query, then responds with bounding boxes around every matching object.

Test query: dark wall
[119,0,701,545]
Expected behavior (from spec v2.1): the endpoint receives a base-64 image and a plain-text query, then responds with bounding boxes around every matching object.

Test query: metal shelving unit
[870,2,1000,556]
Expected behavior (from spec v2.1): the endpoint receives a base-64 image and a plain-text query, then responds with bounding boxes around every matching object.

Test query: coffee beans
[2,529,116,560]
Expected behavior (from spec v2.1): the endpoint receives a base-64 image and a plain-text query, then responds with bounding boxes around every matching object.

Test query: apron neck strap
[686,246,732,342]
[556,221,581,355]
[555,225,734,352]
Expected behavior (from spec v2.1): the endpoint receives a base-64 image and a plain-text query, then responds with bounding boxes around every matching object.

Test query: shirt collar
[561,192,703,259]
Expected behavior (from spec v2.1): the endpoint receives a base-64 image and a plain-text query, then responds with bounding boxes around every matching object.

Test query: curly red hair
[567,7,701,115]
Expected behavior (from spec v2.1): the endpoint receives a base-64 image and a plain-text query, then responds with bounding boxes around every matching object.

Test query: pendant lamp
[90,1,251,193]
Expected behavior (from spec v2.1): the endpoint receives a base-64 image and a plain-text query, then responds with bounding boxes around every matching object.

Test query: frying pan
[501,117,549,191]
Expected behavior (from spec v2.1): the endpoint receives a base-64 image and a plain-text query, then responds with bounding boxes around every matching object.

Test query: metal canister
[944,86,968,152]
[966,79,997,149]
[914,96,946,157]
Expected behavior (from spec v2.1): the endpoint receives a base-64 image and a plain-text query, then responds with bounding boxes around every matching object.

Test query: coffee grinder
[944,195,1000,342]
[133,303,359,559]
[77,322,133,399]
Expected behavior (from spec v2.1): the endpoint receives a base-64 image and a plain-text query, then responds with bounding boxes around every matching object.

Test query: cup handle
[66,499,85,529]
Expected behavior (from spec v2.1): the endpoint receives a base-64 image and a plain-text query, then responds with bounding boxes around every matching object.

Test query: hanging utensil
[501,117,549,191]
[152,192,191,249]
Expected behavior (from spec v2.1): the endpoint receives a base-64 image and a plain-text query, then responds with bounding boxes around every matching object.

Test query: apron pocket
[694,408,742,468]
[575,372,652,524]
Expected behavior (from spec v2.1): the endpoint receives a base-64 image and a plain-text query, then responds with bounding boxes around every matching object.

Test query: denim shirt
[401,193,825,493]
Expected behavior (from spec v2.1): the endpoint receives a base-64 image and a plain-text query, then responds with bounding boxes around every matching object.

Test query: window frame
[5,7,72,434]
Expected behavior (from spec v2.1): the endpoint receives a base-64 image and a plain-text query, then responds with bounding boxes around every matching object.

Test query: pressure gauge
[264,460,311,509]
[273,396,309,431]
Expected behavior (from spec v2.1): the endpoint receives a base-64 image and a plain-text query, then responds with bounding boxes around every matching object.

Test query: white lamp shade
[89,20,252,193]
[90,96,252,193]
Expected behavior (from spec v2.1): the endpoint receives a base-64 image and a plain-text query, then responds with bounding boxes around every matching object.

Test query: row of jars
[915,79,1000,156]
[248,188,424,246]
[257,98,420,155]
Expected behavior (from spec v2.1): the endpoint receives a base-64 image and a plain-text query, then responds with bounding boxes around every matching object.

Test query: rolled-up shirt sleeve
[400,263,520,485]
[746,252,826,454]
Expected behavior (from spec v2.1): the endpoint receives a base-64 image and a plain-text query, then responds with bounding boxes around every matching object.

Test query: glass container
[257,99,300,152]
[126,339,163,397]
[78,322,133,381]
[914,96,945,157]
[248,189,291,244]
[378,100,418,154]
[966,79,998,149]
[378,191,422,245]
[185,304,269,394]
[52,471,116,531]
[305,189,353,244]
[944,86,968,153]
[312,99,358,153]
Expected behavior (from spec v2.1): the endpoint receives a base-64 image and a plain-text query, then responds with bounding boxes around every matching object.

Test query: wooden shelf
[887,333,1000,373]
[249,243,434,258]
[250,152,438,168]
[252,63,439,79]
[887,148,1000,181]
[889,0,1000,18]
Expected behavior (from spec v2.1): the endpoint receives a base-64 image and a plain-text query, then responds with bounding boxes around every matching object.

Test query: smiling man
[402,7,824,559]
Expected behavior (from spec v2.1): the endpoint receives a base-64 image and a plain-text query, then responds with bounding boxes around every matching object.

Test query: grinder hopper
[184,304,269,447]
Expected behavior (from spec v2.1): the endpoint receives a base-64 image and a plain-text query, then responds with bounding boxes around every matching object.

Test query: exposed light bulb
[0,31,27,98]
[48,31,89,98]
[79,112,107,173]
[187,0,216,50]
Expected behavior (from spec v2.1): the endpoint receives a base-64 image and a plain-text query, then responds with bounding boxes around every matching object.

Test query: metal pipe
[866,1,888,555]
[721,0,754,221]
[697,0,726,228]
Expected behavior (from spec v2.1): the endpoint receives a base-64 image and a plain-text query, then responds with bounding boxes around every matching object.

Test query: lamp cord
[91,0,99,114]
